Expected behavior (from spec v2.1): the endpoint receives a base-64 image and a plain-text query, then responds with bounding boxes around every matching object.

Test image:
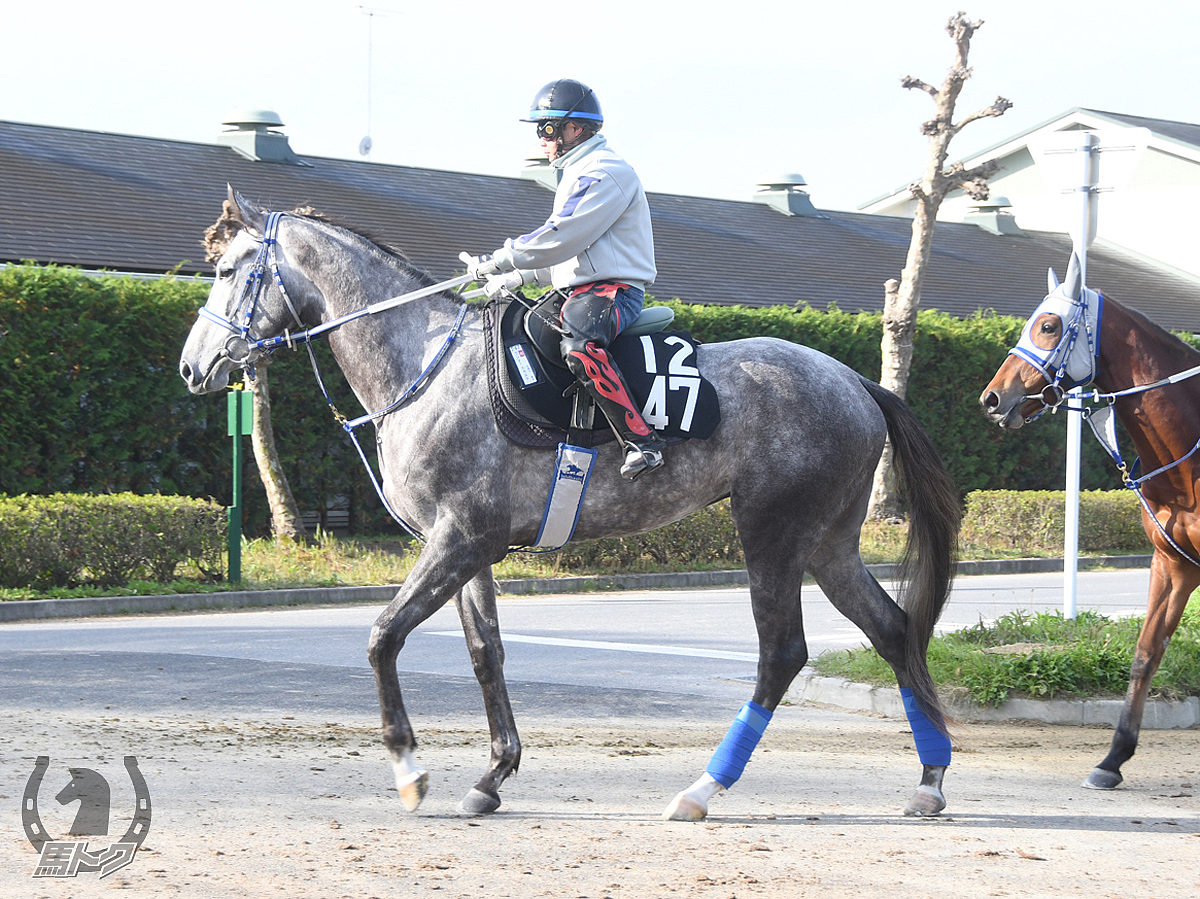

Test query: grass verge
[811,606,1200,706]
[0,515,1132,603]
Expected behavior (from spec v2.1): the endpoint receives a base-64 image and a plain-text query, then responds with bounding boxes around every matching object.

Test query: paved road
[0,569,1151,719]
[8,567,1196,899]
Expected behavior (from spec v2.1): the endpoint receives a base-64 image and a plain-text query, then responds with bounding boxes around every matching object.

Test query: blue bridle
[1008,283,1103,424]
[196,212,306,376]
[196,211,470,541]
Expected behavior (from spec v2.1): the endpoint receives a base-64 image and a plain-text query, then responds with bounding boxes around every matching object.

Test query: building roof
[1071,109,1200,155]
[3,118,1199,329]
[860,108,1200,213]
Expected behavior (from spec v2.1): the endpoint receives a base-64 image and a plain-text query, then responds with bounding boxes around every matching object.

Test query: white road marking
[427,631,759,662]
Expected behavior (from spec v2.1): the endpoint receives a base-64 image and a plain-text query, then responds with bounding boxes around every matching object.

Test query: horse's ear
[227,184,267,236]
[1047,267,1060,293]
[1063,252,1083,300]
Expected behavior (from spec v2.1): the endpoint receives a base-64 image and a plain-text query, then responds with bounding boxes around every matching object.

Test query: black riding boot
[562,337,666,479]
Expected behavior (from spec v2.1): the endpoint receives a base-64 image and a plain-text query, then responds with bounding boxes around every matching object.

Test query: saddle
[484,292,720,449]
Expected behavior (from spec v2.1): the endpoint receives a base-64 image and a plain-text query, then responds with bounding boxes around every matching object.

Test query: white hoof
[663,791,709,821]
[903,783,946,817]
[663,773,723,821]
[392,750,429,812]
[397,769,428,811]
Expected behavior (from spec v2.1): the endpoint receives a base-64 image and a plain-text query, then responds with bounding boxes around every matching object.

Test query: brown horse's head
[980,253,1100,429]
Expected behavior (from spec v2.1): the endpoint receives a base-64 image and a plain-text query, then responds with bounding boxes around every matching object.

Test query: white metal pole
[1063,132,1101,619]
[1063,395,1081,619]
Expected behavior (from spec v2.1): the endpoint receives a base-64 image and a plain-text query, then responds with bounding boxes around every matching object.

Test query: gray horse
[180,189,961,819]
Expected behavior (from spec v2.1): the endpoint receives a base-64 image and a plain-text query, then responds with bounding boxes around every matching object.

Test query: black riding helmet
[521,78,604,141]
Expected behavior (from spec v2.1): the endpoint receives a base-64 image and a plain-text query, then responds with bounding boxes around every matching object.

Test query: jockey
[461,78,665,480]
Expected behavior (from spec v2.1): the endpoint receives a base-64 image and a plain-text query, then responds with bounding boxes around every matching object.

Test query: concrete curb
[0,584,404,622]
[786,670,1200,730]
[0,555,1152,623]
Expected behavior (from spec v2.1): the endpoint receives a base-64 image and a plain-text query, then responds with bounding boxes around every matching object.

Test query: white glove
[484,270,529,299]
[459,251,500,281]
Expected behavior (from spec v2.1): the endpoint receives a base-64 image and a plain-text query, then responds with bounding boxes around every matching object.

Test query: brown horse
[979,252,1200,790]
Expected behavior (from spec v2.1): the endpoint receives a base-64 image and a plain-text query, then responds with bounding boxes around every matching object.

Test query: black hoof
[1082,767,1123,790]
[458,787,501,816]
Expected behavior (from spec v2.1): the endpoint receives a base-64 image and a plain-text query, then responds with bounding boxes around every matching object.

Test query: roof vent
[519,156,560,192]
[753,173,819,217]
[963,195,1024,236]
[218,109,309,166]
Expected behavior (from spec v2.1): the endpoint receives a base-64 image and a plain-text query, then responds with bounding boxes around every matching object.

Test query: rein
[197,212,472,542]
[1075,380,1200,569]
[198,212,473,367]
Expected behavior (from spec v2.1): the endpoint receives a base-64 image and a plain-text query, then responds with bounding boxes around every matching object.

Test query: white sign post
[1028,127,1149,618]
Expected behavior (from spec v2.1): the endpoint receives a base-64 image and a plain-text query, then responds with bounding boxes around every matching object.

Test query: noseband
[1008,285,1103,423]
[196,212,304,373]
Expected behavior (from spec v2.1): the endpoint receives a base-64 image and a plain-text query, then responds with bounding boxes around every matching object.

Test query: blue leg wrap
[900,688,952,767]
[706,701,773,789]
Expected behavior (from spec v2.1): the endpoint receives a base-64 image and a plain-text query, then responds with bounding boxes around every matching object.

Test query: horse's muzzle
[179,356,231,395]
[978,388,1026,430]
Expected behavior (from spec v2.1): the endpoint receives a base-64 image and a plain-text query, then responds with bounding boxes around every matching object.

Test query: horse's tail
[859,376,961,733]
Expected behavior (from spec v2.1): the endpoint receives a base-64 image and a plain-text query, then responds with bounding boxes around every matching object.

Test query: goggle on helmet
[521,78,603,140]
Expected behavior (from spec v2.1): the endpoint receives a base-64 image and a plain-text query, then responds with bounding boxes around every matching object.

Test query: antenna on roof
[357,5,396,160]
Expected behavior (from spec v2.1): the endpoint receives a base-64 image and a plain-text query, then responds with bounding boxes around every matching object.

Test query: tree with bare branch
[868,11,1012,519]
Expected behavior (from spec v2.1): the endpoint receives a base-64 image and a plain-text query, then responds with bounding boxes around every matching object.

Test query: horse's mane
[1110,292,1200,359]
[288,206,415,267]
[202,202,418,272]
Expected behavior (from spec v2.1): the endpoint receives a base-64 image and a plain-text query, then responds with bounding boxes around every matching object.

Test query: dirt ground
[3,703,1199,899]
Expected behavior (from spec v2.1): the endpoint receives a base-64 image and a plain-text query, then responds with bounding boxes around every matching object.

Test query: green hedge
[961,489,1148,555]
[546,489,1149,574]
[0,265,1150,538]
[0,265,389,535]
[552,501,745,571]
[0,266,218,497]
[0,493,225,588]
[660,300,1131,495]
[0,488,1151,592]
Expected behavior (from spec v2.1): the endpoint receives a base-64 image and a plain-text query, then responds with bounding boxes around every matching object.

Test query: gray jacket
[493,135,656,292]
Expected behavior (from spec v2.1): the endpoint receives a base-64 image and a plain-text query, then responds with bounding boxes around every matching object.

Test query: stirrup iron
[620,434,666,480]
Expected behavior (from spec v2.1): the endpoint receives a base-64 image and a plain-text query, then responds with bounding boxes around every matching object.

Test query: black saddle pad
[498,298,720,441]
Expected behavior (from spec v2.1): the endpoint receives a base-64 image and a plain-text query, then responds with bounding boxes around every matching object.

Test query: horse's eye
[1040,320,1057,333]
[216,264,234,280]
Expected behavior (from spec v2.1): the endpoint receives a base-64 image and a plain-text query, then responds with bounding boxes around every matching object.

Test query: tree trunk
[868,12,1011,519]
[247,367,308,542]
[869,279,906,520]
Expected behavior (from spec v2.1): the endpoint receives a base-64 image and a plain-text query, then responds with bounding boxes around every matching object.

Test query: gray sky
[5,0,1197,212]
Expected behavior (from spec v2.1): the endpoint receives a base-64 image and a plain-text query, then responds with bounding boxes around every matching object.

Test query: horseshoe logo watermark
[22,755,152,879]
